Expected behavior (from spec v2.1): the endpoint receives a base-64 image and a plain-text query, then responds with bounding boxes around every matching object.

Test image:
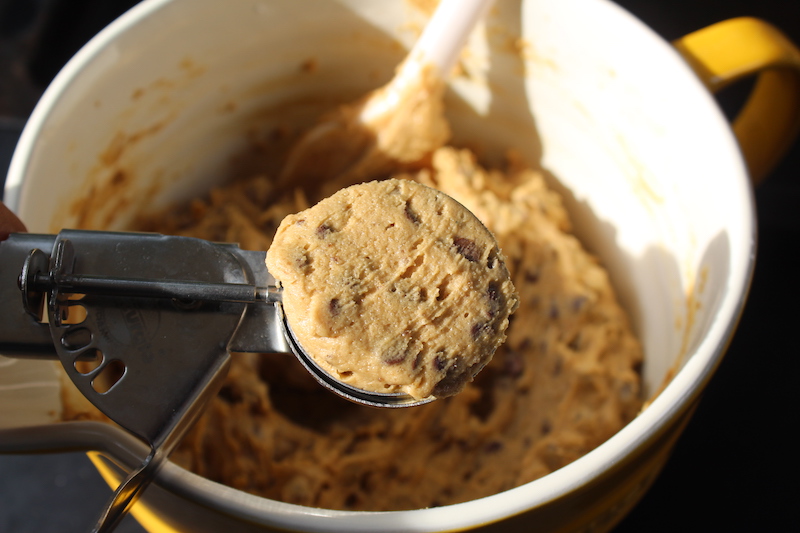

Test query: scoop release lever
[0,229,287,533]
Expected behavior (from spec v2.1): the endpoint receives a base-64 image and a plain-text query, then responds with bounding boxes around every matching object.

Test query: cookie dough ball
[266,178,518,399]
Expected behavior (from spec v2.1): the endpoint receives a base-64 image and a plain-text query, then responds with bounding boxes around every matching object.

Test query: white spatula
[278,0,495,189]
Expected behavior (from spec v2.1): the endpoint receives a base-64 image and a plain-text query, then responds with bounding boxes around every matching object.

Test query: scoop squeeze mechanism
[0,229,431,531]
[0,229,289,532]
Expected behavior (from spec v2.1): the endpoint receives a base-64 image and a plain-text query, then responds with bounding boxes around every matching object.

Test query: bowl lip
[2,0,757,530]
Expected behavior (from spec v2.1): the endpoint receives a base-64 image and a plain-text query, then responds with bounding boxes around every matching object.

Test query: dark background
[1,0,798,531]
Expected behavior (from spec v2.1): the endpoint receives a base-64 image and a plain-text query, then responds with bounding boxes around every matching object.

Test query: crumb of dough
[266,178,518,399]
[65,147,643,512]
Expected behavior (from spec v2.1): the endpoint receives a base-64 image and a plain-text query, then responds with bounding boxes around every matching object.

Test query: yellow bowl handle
[673,17,800,185]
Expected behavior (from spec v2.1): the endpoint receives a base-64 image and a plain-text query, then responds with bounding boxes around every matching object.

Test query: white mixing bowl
[3,0,800,531]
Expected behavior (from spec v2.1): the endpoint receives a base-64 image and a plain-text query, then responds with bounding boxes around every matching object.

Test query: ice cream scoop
[0,229,438,532]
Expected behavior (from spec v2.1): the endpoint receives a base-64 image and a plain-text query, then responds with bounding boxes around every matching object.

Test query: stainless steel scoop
[0,229,433,533]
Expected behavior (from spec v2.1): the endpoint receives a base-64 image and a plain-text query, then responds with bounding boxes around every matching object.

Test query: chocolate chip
[571,296,588,313]
[329,298,340,317]
[567,333,581,350]
[316,223,334,238]
[433,359,465,397]
[487,281,504,318]
[488,282,499,301]
[218,384,243,404]
[503,351,524,378]
[524,269,540,283]
[619,381,634,400]
[294,250,311,271]
[344,493,359,508]
[433,353,447,371]
[404,201,420,224]
[471,321,491,339]
[453,236,481,262]
[382,349,408,366]
[485,441,504,453]
[553,357,563,376]
[487,250,497,269]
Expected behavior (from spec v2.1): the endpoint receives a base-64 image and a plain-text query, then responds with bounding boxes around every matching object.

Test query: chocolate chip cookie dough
[82,143,645,512]
[63,151,643,512]
[266,179,518,399]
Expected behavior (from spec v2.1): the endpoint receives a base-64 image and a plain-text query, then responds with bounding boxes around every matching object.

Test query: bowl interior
[3,0,753,527]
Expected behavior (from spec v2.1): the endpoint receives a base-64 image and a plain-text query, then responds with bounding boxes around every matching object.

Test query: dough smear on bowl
[266,178,519,400]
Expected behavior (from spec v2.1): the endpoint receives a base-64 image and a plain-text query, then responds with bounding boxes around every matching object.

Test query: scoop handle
[674,17,800,184]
